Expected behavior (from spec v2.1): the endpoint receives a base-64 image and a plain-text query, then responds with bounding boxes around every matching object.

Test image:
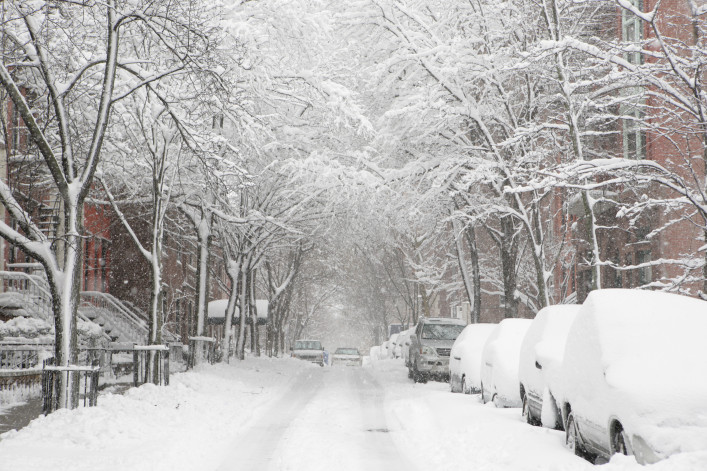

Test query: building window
[610,254,623,288]
[622,0,644,65]
[621,0,646,160]
[623,108,646,159]
[84,240,91,290]
[636,250,652,286]
[624,254,633,287]
[175,298,181,328]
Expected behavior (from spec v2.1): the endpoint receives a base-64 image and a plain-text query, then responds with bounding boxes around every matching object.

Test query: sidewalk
[0,397,43,437]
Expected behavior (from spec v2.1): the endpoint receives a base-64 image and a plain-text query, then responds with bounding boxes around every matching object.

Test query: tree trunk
[195,213,212,338]
[500,216,519,318]
[250,269,259,356]
[223,258,241,363]
[48,200,84,409]
[236,256,251,360]
[463,224,482,324]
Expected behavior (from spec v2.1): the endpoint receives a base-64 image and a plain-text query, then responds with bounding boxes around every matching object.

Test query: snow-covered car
[291,339,325,366]
[449,323,497,394]
[331,347,362,366]
[480,318,532,407]
[409,317,467,383]
[552,289,707,465]
[397,327,415,367]
[381,340,391,359]
[369,345,382,361]
[388,333,400,358]
[518,304,579,428]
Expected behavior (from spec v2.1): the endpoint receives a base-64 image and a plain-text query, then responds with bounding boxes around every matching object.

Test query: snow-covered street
[1,357,705,471]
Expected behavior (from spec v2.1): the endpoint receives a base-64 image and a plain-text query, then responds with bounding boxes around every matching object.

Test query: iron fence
[132,345,170,386]
[41,358,100,413]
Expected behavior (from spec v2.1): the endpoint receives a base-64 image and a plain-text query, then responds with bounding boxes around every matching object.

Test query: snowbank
[0,357,311,471]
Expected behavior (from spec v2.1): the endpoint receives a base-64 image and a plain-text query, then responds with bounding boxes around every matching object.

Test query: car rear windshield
[335,348,359,355]
[422,324,465,340]
[295,340,322,350]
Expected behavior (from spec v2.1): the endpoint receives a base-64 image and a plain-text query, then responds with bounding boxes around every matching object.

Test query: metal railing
[81,291,148,328]
[0,271,53,322]
[0,344,53,404]
[80,292,148,344]
[0,271,113,343]
[41,358,100,413]
[0,345,53,369]
[133,345,170,386]
[187,336,217,369]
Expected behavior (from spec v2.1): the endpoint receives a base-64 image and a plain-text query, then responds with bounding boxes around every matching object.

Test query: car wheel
[451,375,461,393]
[492,394,502,408]
[522,395,535,426]
[566,413,580,456]
[413,361,421,383]
[566,412,595,462]
[612,424,633,457]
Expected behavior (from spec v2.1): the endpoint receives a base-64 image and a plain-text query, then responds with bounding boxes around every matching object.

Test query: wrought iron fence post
[164,347,170,386]
[133,349,139,387]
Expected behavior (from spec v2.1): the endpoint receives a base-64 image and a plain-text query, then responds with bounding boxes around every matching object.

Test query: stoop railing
[81,291,149,344]
[0,271,53,322]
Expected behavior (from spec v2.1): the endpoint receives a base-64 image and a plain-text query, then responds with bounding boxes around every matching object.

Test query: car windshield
[421,324,465,340]
[335,348,359,355]
[295,340,322,350]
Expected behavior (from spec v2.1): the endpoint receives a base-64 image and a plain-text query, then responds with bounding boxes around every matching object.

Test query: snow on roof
[207,299,268,321]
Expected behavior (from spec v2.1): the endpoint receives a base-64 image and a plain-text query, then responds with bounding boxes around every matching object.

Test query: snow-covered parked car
[291,339,325,366]
[552,289,707,465]
[397,327,415,367]
[388,333,400,358]
[331,347,363,366]
[480,318,532,407]
[449,323,497,394]
[409,317,467,383]
[518,304,579,429]
[381,340,391,359]
[369,345,382,361]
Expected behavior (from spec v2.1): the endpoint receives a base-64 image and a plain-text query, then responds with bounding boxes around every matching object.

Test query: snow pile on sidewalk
[0,357,314,471]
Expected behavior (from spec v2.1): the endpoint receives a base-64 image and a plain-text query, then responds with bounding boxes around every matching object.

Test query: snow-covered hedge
[0,316,104,342]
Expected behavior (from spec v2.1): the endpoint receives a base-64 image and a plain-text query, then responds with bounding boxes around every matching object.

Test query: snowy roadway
[0,357,705,471]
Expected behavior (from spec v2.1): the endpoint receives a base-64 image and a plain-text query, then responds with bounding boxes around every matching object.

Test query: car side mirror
[535,361,542,370]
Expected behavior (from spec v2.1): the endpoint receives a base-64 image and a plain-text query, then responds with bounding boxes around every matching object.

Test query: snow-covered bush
[0,317,103,343]
[0,317,53,341]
